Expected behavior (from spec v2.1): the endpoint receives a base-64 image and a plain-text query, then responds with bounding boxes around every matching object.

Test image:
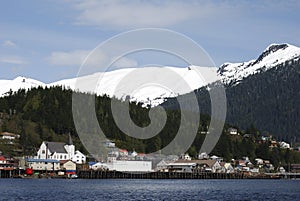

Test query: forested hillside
[163,58,300,142]
[0,87,300,167]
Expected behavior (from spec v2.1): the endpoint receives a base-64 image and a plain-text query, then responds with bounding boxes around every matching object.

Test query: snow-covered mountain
[218,43,300,85]
[0,66,218,107]
[1,43,300,106]
[0,76,46,96]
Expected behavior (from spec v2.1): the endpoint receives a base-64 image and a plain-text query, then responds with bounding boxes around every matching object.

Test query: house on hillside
[228,128,238,135]
[179,153,192,161]
[198,152,209,160]
[210,155,223,163]
[119,149,128,157]
[0,132,20,140]
[278,141,291,149]
[0,132,20,144]
[35,134,86,164]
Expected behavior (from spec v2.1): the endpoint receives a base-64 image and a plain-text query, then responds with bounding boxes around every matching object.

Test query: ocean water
[0,179,299,201]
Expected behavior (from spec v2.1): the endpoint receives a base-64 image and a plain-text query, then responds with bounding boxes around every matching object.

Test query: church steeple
[68,133,73,145]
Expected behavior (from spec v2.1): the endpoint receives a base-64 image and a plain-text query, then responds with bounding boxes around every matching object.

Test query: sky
[0,0,300,83]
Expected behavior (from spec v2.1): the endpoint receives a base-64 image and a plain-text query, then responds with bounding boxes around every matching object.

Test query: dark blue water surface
[0,179,299,201]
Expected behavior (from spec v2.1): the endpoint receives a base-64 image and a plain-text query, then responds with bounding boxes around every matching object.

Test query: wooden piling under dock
[77,170,248,179]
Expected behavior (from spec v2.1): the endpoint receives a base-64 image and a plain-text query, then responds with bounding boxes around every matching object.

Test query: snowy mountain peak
[264,43,289,53]
[1,43,300,107]
[218,43,300,85]
[0,66,218,107]
[0,76,45,96]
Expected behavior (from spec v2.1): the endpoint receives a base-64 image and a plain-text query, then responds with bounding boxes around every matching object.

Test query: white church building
[35,134,86,164]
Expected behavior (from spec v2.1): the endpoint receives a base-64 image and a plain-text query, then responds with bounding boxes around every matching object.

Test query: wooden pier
[78,170,249,179]
[0,169,20,178]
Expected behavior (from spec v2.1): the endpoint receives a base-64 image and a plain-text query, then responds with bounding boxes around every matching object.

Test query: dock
[77,170,275,179]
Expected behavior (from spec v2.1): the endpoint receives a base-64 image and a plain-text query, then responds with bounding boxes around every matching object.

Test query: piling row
[77,171,246,179]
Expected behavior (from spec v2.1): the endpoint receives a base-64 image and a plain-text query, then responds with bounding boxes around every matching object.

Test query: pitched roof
[1,132,18,136]
[45,141,67,153]
[175,159,218,168]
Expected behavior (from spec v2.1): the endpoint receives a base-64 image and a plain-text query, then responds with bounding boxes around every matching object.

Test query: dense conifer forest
[0,86,299,168]
[163,58,300,142]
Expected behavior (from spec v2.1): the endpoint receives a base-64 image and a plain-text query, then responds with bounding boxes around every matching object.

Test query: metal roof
[27,158,60,163]
[45,141,67,153]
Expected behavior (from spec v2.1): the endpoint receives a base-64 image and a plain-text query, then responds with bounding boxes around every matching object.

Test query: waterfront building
[62,160,77,175]
[35,134,86,164]
[27,158,60,171]
[106,160,152,172]
[167,159,222,173]
[0,155,16,170]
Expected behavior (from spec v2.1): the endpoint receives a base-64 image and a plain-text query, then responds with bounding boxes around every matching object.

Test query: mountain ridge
[1,43,300,107]
[218,43,300,85]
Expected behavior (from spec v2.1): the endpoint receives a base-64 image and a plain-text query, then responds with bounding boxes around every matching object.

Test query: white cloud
[0,56,27,64]
[73,0,200,29]
[2,40,17,47]
[48,49,93,66]
[48,49,138,69]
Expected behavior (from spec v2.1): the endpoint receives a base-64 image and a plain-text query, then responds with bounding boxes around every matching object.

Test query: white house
[36,134,86,164]
[198,152,209,160]
[220,162,234,173]
[180,153,192,161]
[89,162,108,170]
[228,128,238,135]
[279,141,291,149]
[69,150,86,164]
[0,132,20,140]
[62,160,77,175]
[210,155,223,163]
[119,149,128,156]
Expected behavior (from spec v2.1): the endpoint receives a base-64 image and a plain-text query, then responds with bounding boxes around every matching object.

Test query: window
[42,150,45,154]
[60,155,62,159]
[64,155,67,159]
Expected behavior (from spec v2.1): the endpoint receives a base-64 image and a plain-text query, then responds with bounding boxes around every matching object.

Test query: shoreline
[2,170,299,180]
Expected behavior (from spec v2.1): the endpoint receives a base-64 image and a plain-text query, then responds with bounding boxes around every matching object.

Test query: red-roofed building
[119,149,128,156]
[0,156,15,170]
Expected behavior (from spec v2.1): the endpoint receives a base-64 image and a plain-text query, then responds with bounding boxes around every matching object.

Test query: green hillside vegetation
[0,86,299,169]
[163,57,300,142]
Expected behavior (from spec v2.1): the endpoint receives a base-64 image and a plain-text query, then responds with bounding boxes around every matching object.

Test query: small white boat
[70,174,78,179]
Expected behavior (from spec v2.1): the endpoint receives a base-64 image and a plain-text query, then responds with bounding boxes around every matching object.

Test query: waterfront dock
[77,170,280,179]
[1,169,299,179]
